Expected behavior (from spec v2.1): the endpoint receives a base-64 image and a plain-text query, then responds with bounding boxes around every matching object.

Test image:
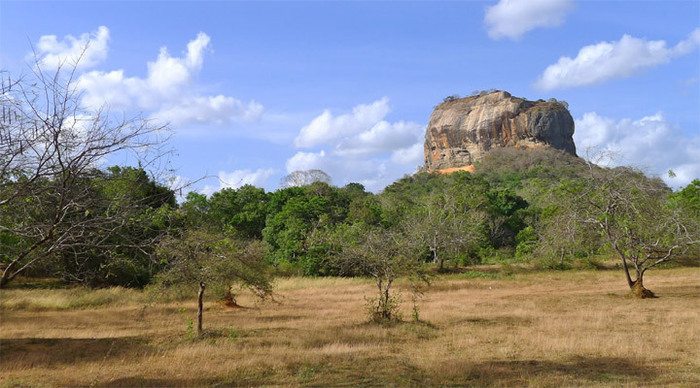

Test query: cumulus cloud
[484,0,573,40]
[294,97,422,156]
[75,31,263,126]
[574,112,700,187]
[536,28,700,90]
[287,99,424,192]
[390,142,423,165]
[34,26,110,70]
[285,150,327,172]
[154,96,264,126]
[294,98,391,148]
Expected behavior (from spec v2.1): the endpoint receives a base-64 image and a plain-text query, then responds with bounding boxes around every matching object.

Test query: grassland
[1,267,699,387]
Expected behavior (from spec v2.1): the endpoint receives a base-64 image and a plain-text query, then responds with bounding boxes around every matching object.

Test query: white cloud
[295,98,391,148]
[154,96,264,126]
[337,121,423,156]
[536,28,700,90]
[390,142,424,165]
[35,26,110,70]
[75,31,263,126]
[287,99,424,192]
[294,97,423,157]
[485,0,573,40]
[285,150,327,172]
[218,168,276,190]
[574,112,700,187]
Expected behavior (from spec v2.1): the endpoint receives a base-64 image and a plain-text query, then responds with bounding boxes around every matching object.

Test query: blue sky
[1,0,699,193]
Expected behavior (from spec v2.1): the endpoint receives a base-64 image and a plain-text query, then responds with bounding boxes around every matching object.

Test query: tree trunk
[559,250,564,267]
[0,238,51,289]
[223,286,240,307]
[0,261,17,289]
[197,281,205,336]
[630,272,656,299]
[619,254,635,289]
[383,286,391,319]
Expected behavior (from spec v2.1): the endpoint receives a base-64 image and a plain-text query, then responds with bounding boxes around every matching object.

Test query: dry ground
[1,267,699,387]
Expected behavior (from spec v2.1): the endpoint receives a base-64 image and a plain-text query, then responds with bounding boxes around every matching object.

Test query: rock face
[424,91,576,172]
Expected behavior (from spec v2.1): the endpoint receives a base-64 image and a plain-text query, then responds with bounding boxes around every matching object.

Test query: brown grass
[1,267,699,387]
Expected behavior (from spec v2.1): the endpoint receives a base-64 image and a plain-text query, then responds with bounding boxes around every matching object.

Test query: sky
[1,0,699,194]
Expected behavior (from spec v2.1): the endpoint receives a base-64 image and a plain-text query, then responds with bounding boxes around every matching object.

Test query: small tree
[328,223,428,322]
[154,230,273,305]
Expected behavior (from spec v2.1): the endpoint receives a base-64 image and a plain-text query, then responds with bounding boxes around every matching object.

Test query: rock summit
[424,90,576,172]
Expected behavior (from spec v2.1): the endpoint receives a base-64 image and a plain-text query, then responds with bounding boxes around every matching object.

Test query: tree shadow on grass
[450,315,533,327]
[452,356,657,386]
[0,336,152,369]
[100,377,215,387]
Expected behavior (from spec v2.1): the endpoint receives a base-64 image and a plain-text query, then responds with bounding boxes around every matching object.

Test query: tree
[562,163,698,298]
[280,169,331,188]
[0,57,169,287]
[533,179,602,268]
[208,185,269,239]
[262,182,349,275]
[180,192,211,227]
[51,166,179,287]
[535,202,598,268]
[408,182,487,271]
[485,187,529,247]
[154,230,273,305]
[328,223,428,322]
[670,179,700,219]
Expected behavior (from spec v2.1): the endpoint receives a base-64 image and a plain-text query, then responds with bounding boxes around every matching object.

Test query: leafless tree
[0,56,170,287]
[280,169,331,188]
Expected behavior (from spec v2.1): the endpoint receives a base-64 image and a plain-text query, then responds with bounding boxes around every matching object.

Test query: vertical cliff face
[424,91,576,172]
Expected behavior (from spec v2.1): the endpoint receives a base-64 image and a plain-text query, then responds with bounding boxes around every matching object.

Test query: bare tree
[280,169,331,188]
[0,57,170,287]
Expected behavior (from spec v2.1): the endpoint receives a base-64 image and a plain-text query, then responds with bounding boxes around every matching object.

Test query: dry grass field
[1,267,699,387]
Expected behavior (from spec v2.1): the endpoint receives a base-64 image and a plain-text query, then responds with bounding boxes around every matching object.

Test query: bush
[534,256,572,271]
[515,226,537,260]
[478,246,516,264]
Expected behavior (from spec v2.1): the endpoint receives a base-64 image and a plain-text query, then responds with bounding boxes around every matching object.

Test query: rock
[424,90,576,172]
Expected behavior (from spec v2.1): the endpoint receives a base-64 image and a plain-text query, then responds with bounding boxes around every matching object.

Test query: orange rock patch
[435,165,475,174]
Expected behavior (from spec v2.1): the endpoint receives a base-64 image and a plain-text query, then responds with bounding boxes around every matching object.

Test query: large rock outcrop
[424,90,576,172]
